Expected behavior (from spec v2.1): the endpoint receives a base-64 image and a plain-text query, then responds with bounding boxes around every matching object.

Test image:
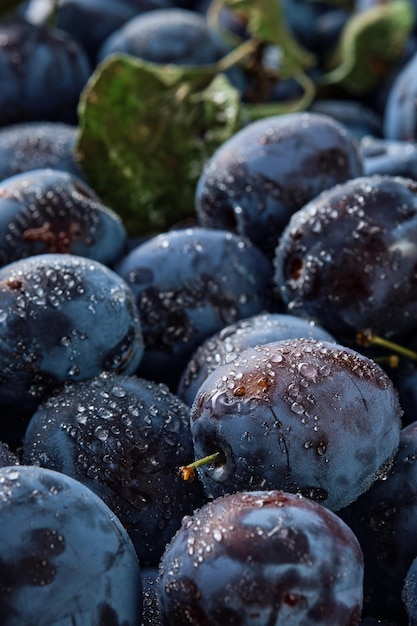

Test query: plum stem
[179,452,220,482]
[356,328,417,362]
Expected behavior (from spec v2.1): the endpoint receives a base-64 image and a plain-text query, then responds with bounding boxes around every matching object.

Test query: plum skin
[158,490,364,626]
[190,338,402,511]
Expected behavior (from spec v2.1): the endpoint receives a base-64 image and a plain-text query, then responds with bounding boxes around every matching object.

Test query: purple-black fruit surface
[190,338,402,510]
[309,99,383,140]
[360,136,417,179]
[97,7,245,90]
[195,111,363,258]
[98,7,234,65]
[0,122,84,183]
[141,567,162,626]
[340,421,417,602]
[274,175,417,341]
[177,312,336,407]
[115,227,272,390]
[53,0,175,64]
[158,490,364,626]
[0,253,144,409]
[0,441,19,467]
[383,49,417,141]
[0,168,127,267]
[0,465,142,626]
[0,16,91,126]
[22,373,207,566]
[402,555,417,626]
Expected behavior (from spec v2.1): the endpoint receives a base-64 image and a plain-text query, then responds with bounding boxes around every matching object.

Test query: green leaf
[322,0,415,95]
[207,0,317,119]
[219,0,316,70]
[241,70,316,121]
[76,54,242,237]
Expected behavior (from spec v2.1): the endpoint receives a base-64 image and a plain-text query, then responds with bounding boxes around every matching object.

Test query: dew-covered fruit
[0,121,84,182]
[274,175,417,340]
[0,253,144,408]
[195,111,363,258]
[0,441,19,467]
[22,373,206,566]
[190,337,402,510]
[115,227,272,390]
[177,312,336,407]
[158,490,364,626]
[141,567,162,626]
[0,464,142,626]
[340,421,417,602]
[0,168,127,267]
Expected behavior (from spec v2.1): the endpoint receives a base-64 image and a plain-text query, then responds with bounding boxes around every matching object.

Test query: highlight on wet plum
[158,490,364,626]
[0,168,127,267]
[0,121,85,182]
[195,111,363,258]
[274,175,417,341]
[189,337,402,511]
[0,253,144,409]
[177,311,336,407]
[22,372,207,566]
[115,226,272,390]
[0,465,142,625]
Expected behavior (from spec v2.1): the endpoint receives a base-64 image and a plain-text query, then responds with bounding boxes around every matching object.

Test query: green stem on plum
[214,37,262,75]
[179,452,221,482]
[373,354,400,368]
[356,328,417,362]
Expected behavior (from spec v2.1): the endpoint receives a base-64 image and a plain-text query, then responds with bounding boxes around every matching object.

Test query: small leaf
[76,54,242,237]
[242,69,316,120]
[322,0,415,95]
[220,0,316,70]
[208,0,317,119]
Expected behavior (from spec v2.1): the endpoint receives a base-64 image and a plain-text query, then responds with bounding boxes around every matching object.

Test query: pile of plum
[2,0,417,624]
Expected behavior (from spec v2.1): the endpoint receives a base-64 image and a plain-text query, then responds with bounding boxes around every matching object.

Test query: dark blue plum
[0,168,127,267]
[309,99,383,140]
[115,227,273,390]
[274,175,417,341]
[341,421,417,602]
[51,0,175,64]
[190,337,402,510]
[177,312,336,407]
[158,490,364,626]
[195,111,363,258]
[403,556,417,626]
[97,7,229,65]
[0,16,91,126]
[0,465,142,626]
[141,567,162,626]
[0,122,84,182]
[97,8,245,90]
[0,441,19,467]
[0,253,144,409]
[22,373,207,566]
[360,136,417,179]
[383,49,417,141]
